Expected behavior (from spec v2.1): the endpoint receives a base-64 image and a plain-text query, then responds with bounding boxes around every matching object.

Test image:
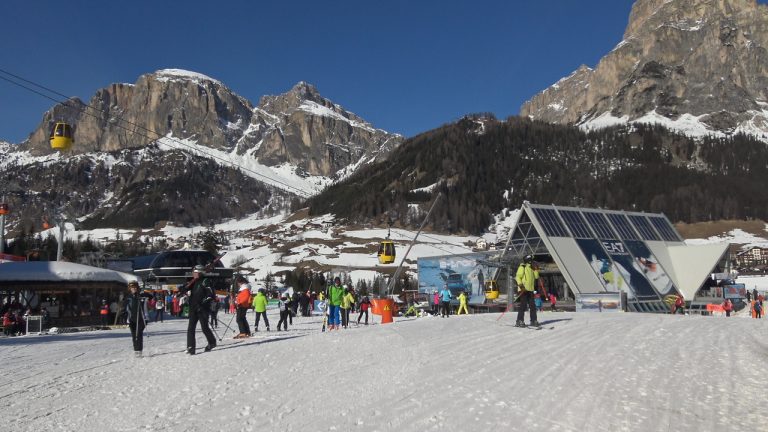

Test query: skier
[341,287,355,328]
[439,284,452,318]
[276,294,290,331]
[456,291,468,315]
[154,296,165,322]
[235,278,252,338]
[180,265,217,355]
[209,296,219,329]
[327,277,345,330]
[252,288,270,332]
[124,281,152,357]
[99,300,110,327]
[432,290,440,316]
[515,255,540,328]
[299,290,311,317]
[722,298,733,317]
[673,295,685,315]
[357,295,371,325]
[754,299,762,319]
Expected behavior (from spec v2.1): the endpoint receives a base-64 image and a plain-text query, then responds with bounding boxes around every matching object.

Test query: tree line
[307,115,768,234]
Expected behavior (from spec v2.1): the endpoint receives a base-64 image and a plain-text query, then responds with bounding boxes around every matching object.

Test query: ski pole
[218,313,237,337]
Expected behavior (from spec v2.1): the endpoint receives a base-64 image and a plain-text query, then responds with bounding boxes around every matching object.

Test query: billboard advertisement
[576,239,629,295]
[576,293,622,312]
[723,284,746,299]
[625,240,680,297]
[418,253,496,298]
[601,240,661,301]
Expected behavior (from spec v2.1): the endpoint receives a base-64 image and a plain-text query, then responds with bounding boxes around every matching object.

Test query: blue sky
[0,0,640,143]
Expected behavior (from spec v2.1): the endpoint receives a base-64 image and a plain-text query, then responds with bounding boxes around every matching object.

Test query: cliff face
[21,70,401,177]
[0,70,402,231]
[521,0,768,134]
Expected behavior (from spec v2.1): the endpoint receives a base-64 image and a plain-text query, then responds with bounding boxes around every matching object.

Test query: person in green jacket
[341,286,356,329]
[327,277,345,330]
[252,288,270,331]
[515,255,540,328]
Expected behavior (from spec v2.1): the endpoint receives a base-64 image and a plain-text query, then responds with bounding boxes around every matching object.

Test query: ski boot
[515,320,526,328]
[204,343,215,352]
[529,320,541,328]
[186,348,195,355]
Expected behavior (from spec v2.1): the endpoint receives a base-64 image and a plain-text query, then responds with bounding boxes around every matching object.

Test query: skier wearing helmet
[515,255,540,328]
[124,281,152,357]
[180,265,217,354]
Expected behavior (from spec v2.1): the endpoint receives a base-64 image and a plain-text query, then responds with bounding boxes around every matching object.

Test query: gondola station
[418,202,731,313]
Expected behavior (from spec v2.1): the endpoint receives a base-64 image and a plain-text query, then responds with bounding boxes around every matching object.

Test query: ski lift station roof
[510,202,729,311]
[421,202,729,313]
[0,261,139,285]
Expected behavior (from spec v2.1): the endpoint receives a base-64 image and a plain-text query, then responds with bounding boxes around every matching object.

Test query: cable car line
[0,68,312,198]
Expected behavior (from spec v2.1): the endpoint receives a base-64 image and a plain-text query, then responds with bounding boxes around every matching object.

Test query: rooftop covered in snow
[0,261,138,285]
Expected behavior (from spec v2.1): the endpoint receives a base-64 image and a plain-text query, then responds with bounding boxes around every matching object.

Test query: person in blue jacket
[439,284,453,318]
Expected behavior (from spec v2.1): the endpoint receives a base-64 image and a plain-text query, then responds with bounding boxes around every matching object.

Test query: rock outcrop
[20,70,401,177]
[521,0,768,136]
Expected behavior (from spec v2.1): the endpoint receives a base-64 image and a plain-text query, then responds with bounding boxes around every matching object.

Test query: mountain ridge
[521,0,768,139]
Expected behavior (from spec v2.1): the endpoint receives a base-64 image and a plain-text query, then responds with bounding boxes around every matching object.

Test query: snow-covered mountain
[521,0,768,140]
[0,70,402,231]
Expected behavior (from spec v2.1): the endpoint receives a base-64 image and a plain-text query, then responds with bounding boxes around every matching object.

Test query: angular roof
[502,202,728,312]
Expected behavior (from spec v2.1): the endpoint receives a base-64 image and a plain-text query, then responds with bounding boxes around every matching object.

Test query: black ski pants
[516,290,538,323]
[209,309,218,328]
[254,311,269,330]
[187,309,216,351]
[236,307,251,335]
[441,301,451,317]
[277,310,289,330]
[357,309,368,324]
[129,319,146,352]
[341,307,350,328]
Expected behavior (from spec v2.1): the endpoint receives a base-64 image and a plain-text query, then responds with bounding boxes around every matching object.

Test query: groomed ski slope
[1,310,766,432]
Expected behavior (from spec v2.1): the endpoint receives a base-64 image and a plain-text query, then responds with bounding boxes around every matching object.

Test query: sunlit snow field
[1,308,766,432]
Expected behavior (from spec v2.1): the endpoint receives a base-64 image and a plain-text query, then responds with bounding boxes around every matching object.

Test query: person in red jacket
[100,300,110,327]
[357,296,372,325]
[722,298,733,317]
[673,295,685,315]
[235,277,252,338]
[432,290,440,316]
[3,311,15,336]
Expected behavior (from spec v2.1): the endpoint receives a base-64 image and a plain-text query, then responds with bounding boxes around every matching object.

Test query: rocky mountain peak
[521,0,768,137]
[258,81,348,118]
[625,0,764,38]
[150,68,224,86]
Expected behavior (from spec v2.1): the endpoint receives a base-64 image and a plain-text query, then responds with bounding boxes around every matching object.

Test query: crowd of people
[1,301,50,337]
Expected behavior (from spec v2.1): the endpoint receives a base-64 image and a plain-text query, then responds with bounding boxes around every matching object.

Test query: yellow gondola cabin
[485,279,499,299]
[378,240,396,264]
[49,122,73,151]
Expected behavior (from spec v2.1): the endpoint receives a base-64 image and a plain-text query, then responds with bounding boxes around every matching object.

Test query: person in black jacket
[179,265,217,355]
[124,281,153,357]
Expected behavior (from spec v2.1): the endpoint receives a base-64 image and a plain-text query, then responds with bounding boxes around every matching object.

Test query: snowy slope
[1,310,766,431]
